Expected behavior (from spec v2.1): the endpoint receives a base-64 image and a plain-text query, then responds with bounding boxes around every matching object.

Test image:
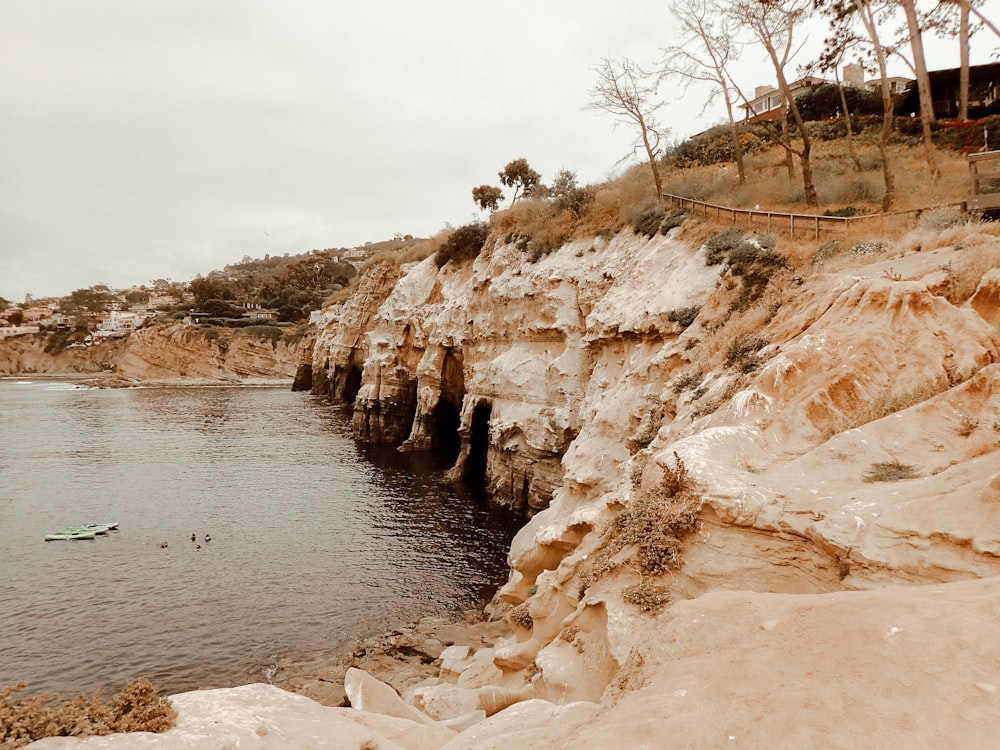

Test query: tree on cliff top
[660,0,747,184]
[498,159,542,205]
[728,0,819,208]
[472,184,505,212]
[588,57,667,203]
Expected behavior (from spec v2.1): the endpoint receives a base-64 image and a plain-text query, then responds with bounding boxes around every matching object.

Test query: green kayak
[44,522,119,541]
[44,528,97,541]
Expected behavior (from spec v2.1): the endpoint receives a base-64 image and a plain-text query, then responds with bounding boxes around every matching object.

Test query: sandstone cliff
[300,217,1000,745]
[0,334,126,376]
[35,218,1000,747]
[0,323,307,386]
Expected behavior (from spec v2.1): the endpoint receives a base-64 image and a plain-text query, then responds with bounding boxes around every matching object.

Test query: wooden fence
[967,150,1000,212]
[660,192,947,240]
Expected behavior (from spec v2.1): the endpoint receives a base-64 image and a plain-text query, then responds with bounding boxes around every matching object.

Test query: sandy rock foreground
[31,575,1000,748]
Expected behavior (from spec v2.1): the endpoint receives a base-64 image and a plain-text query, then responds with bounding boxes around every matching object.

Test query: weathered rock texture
[39,220,1000,747]
[0,335,126,375]
[303,220,1000,744]
[106,323,305,386]
[0,323,307,386]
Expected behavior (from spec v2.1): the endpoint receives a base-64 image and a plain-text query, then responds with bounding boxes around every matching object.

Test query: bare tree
[834,64,865,172]
[943,0,1000,39]
[814,31,864,172]
[821,0,898,210]
[958,0,971,120]
[897,0,939,179]
[661,0,747,183]
[588,57,667,201]
[934,0,989,120]
[730,0,819,207]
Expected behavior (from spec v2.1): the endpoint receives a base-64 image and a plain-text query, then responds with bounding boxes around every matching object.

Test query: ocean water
[0,378,520,698]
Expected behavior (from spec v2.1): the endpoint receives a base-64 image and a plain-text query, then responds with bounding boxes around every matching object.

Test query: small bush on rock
[434,222,490,268]
[0,678,176,748]
[724,334,769,373]
[704,228,747,265]
[507,603,534,631]
[862,460,918,482]
[849,239,888,256]
[917,205,967,231]
[612,456,701,577]
[667,305,701,328]
[672,370,704,393]
[623,582,671,614]
[812,239,842,265]
[577,456,701,599]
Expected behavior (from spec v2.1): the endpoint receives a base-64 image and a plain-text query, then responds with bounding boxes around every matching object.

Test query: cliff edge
[32,216,1000,747]
[0,322,307,386]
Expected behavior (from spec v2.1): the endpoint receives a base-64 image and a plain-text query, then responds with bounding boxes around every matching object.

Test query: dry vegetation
[578,456,702,612]
[0,678,176,748]
[486,130,986,268]
[863,460,919,482]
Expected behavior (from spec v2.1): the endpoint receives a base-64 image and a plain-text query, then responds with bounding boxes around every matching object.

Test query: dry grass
[577,456,701,600]
[825,380,949,438]
[360,231,444,273]
[862,460,919,482]
[661,138,970,216]
[0,678,176,748]
[622,582,672,615]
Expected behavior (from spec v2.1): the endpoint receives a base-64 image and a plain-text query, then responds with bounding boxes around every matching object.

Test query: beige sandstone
[27,219,1000,747]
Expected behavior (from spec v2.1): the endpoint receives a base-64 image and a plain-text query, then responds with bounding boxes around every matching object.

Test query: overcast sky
[1,1,992,301]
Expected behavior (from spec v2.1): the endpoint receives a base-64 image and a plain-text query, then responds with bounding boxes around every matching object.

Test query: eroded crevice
[463,401,493,485]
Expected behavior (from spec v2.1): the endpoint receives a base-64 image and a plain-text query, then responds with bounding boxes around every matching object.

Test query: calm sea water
[0,378,520,698]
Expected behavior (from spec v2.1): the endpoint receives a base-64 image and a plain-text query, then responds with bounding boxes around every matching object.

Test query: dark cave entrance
[432,347,466,462]
[342,363,363,404]
[430,398,462,463]
[463,402,492,484]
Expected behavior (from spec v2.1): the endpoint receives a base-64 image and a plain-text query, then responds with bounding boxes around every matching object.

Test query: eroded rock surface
[33,221,1000,746]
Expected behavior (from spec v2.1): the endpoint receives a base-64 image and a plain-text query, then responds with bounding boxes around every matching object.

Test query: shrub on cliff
[434,222,491,268]
[577,455,701,600]
[0,678,176,747]
[704,229,788,312]
[724,334,769,373]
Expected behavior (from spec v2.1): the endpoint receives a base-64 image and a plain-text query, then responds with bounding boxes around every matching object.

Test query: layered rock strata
[0,322,306,386]
[301,220,1000,739]
[38,220,1000,746]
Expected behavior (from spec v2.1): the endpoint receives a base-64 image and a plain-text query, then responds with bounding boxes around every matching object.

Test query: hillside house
[94,310,141,338]
[897,62,1000,119]
[245,309,278,321]
[740,76,828,121]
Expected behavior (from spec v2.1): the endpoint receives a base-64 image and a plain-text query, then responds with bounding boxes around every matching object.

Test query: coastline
[263,612,513,709]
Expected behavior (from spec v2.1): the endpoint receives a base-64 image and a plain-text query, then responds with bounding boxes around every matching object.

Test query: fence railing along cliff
[661,192,944,240]
[663,151,999,240]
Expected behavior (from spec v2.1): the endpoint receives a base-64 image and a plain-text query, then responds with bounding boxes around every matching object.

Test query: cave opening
[342,363,363,404]
[432,347,466,462]
[463,402,492,484]
[430,398,462,464]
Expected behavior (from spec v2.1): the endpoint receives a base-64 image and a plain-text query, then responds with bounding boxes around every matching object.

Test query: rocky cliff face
[107,322,305,386]
[294,218,1000,745]
[36,221,1000,747]
[0,323,306,385]
[0,335,126,375]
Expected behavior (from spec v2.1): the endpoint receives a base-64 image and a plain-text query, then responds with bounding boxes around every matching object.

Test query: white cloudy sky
[0,0,992,301]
